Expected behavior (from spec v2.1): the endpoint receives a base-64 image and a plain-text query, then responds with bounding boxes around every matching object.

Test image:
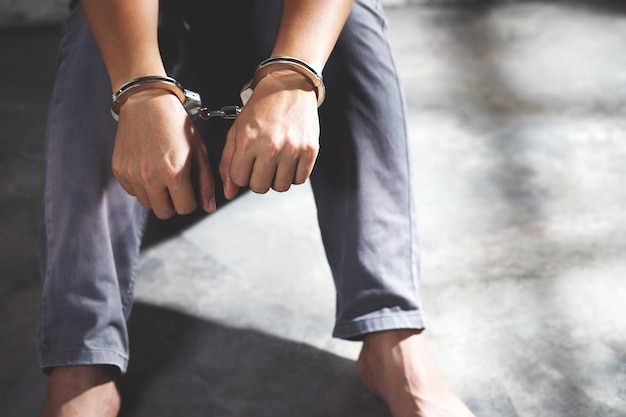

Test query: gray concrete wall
[0,0,427,27]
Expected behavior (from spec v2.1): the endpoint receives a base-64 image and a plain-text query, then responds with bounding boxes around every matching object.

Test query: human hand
[219,70,320,199]
[112,89,216,218]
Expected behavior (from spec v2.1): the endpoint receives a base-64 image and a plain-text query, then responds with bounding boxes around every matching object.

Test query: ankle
[357,329,432,389]
[40,365,121,417]
[356,329,476,417]
[48,364,118,384]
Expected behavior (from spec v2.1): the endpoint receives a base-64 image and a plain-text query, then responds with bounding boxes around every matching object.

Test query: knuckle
[154,208,175,220]
[273,184,291,192]
[257,138,280,157]
[166,161,189,183]
[112,163,132,183]
[177,202,197,216]
[237,135,257,154]
[230,173,248,187]
[176,208,193,216]
[303,143,319,159]
[111,162,122,177]
[139,166,156,185]
[137,199,150,209]
[249,182,270,194]
[267,141,281,155]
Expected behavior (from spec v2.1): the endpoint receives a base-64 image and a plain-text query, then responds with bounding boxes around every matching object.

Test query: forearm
[272,0,354,72]
[79,0,214,218]
[80,0,165,91]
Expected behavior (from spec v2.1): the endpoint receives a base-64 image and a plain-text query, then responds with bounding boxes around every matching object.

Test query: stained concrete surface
[2,1,626,416]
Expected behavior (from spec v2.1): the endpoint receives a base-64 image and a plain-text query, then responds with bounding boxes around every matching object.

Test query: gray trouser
[37,0,424,374]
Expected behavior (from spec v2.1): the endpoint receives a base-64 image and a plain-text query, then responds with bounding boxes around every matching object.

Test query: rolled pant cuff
[332,311,426,341]
[39,348,129,375]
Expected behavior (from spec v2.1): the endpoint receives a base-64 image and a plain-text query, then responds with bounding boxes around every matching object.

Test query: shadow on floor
[118,303,391,417]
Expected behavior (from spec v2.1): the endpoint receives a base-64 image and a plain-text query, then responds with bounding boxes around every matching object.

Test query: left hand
[219,69,320,199]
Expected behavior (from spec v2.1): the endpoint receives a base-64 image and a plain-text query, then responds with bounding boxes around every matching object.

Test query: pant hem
[39,348,129,375]
[333,311,426,340]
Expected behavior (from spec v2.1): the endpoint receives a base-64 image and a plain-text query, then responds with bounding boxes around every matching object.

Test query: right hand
[111,89,216,219]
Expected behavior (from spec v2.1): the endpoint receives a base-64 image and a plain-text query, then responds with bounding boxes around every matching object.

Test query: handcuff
[110,56,325,122]
[110,75,242,122]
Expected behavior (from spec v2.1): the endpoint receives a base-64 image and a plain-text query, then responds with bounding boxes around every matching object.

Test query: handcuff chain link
[198,105,242,120]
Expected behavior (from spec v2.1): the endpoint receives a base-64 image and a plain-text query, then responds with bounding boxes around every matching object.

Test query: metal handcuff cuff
[110,56,325,122]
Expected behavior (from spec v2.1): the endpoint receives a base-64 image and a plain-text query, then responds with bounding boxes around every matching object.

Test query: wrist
[255,70,317,104]
[111,75,202,121]
[115,89,180,122]
[123,88,176,106]
[240,56,325,107]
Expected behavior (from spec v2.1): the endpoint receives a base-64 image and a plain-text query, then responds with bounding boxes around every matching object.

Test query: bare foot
[39,365,121,417]
[357,330,476,417]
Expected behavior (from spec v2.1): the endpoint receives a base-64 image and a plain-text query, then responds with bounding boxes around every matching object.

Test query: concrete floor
[1,1,626,416]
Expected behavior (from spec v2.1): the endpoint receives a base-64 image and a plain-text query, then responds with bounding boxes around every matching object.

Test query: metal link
[198,105,242,120]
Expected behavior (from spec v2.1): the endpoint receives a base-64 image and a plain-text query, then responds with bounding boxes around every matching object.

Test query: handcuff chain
[198,105,242,120]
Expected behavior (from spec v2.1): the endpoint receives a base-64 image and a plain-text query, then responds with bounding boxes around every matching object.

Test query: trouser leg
[37,0,423,375]
[37,6,146,374]
[315,0,424,339]
[36,2,257,374]
[249,0,425,339]
[244,0,425,339]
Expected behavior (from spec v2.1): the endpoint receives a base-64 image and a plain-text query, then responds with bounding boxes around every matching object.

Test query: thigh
[311,0,423,338]
[38,5,146,372]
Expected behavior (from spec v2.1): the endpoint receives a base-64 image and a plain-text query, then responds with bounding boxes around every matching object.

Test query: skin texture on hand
[220,70,320,200]
[112,70,320,217]
[80,0,353,218]
[113,89,215,219]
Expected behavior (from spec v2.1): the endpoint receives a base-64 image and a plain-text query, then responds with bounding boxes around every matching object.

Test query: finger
[219,128,240,200]
[111,155,138,198]
[272,157,298,192]
[229,146,256,189]
[192,141,216,213]
[148,187,176,219]
[168,172,198,216]
[293,153,317,185]
[248,157,276,194]
[115,176,136,198]
[117,172,152,210]
[133,187,152,210]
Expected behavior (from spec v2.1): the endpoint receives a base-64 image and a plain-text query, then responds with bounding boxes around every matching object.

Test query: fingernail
[224,182,234,200]
[208,198,216,213]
